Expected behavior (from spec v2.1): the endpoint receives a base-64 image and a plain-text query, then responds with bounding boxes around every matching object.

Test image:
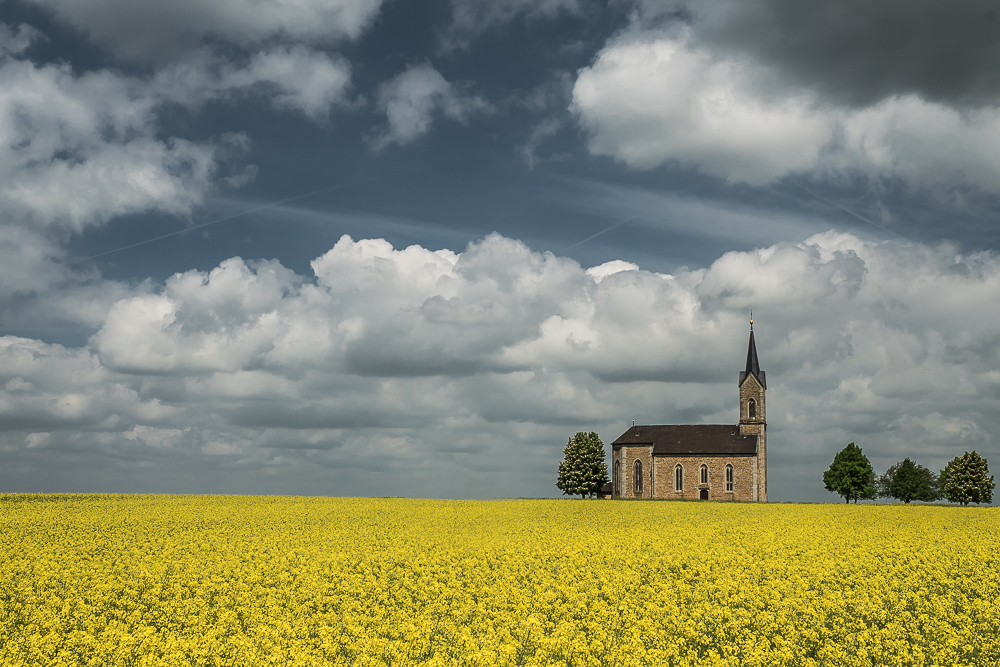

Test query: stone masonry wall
[612,445,653,499]
[739,373,767,502]
[652,455,756,502]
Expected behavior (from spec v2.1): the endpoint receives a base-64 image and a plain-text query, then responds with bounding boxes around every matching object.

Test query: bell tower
[738,317,767,501]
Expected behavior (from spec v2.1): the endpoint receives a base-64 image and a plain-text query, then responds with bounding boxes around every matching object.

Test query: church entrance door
[699,489,708,500]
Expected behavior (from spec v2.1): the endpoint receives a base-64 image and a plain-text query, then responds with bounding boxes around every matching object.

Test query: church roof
[738,327,766,388]
[611,425,758,455]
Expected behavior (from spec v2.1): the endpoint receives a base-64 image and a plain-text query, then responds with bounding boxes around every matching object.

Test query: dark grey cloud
[684,0,1000,108]
[343,347,485,378]
[227,403,433,430]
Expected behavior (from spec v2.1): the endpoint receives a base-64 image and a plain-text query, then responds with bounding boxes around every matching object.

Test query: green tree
[941,451,995,506]
[556,431,609,499]
[823,442,876,503]
[876,461,900,499]
[879,458,939,503]
[939,459,954,494]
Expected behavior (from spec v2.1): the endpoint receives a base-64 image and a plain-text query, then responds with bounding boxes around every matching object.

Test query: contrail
[790,181,907,240]
[562,217,635,253]
[72,158,478,263]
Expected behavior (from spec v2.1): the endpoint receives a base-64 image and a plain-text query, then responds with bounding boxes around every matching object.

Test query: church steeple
[739,318,765,388]
[737,316,767,501]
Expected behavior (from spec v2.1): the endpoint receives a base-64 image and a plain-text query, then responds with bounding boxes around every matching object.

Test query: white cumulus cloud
[154,47,354,123]
[572,32,1000,195]
[370,64,490,150]
[572,34,832,184]
[24,0,384,63]
[0,55,228,230]
[0,30,351,238]
[3,232,1000,500]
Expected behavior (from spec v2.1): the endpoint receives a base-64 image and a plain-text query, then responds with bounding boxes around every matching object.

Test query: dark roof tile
[611,424,758,455]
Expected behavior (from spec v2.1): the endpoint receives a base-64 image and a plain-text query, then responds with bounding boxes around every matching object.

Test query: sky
[1,0,999,503]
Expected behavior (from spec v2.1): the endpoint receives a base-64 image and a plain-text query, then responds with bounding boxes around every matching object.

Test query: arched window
[675,464,683,492]
[633,460,643,495]
[748,398,756,420]
[613,460,621,496]
[726,464,734,492]
[700,464,709,485]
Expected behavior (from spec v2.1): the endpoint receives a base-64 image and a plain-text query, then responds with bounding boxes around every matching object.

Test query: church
[610,323,768,501]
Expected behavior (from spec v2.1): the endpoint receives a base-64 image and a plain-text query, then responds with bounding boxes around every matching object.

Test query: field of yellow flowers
[0,495,997,667]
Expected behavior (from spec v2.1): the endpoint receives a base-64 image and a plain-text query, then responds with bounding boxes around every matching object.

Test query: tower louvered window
[748,398,756,420]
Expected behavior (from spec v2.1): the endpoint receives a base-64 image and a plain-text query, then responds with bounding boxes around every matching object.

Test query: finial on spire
[749,310,754,329]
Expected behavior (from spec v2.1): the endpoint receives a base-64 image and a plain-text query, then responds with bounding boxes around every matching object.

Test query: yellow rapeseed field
[0,495,997,667]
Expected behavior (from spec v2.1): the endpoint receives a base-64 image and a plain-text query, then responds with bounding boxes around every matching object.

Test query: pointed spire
[740,317,765,388]
[745,328,760,379]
